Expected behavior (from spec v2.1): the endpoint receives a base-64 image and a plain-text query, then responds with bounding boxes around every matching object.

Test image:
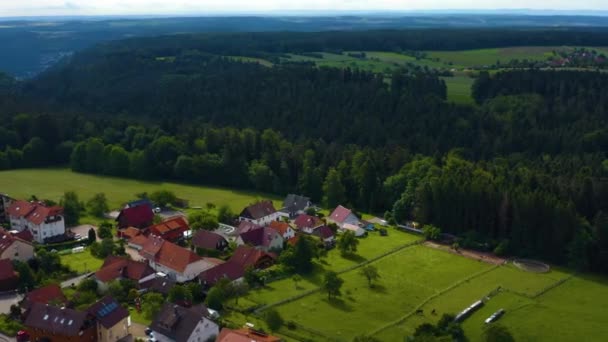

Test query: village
[0,191,391,342]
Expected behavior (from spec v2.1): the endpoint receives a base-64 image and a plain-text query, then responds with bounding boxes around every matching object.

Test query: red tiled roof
[12,229,34,242]
[191,230,227,250]
[140,237,202,273]
[286,236,300,247]
[268,221,290,235]
[0,228,32,255]
[230,245,276,269]
[217,328,281,342]
[293,214,323,230]
[7,201,63,225]
[0,259,16,280]
[198,261,243,285]
[95,256,154,283]
[240,200,276,220]
[329,205,352,223]
[25,284,67,305]
[116,205,154,228]
[314,226,335,239]
[119,227,142,240]
[237,221,262,235]
[239,227,281,248]
[147,217,189,236]
[129,235,149,247]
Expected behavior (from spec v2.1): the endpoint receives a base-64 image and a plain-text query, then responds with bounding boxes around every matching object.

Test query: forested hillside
[1,31,607,275]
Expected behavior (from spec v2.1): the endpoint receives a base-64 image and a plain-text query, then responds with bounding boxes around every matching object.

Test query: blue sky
[1,1,607,16]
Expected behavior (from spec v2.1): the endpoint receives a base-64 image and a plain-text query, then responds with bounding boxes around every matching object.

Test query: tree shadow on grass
[323,297,354,312]
[369,284,388,294]
[341,253,367,263]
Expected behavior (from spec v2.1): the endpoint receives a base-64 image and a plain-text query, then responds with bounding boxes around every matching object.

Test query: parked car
[153,207,162,213]
[16,330,30,342]
[145,328,153,336]
[485,309,505,324]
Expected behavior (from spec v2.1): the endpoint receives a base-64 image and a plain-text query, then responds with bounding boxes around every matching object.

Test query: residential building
[116,205,154,229]
[117,227,142,240]
[312,225,336,245]
[327,205,360,229]
[94,256,156,292]
[191,230,229,251]
[216,327,281,342]
[238,200,282,226]
[293,214,324,234]
[150,303,219,342]
[139,236,216,282]
[236,221,262,235]
[140,275,177,296]
[0,259,18,292]
[236,227,283,252]
[0,228,34,262]
[24,302,97,342]
[268,221,295,240]
[340,223,366,237]
[147,217,190,242]
[22,284,67,309]
[87,296,131,342]
[7,200,65,244]
[280,194,311,218]
[198,246,275,287]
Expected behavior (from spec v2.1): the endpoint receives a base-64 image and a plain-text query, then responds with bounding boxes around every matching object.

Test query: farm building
[327,205,360,229]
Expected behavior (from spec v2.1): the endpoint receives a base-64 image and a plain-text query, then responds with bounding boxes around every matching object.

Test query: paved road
[0,332,15,342]
[61,272,93,288]
[0,292,21,314]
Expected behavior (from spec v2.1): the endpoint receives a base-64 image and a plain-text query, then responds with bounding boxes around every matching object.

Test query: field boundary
[254,239,423,313]
[369,264,500,336]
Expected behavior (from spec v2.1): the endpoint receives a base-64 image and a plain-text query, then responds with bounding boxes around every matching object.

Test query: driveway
[0,292,21,314]
[130,322,149,339]
[125,246,144,261]
[68,224,99,241]
[61,273,93,288]
[0,332,15,342]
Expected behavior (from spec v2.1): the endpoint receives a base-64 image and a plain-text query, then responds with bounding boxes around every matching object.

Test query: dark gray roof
[282,194,311,213]
[24,302,90,336]
[150,303,209,342]
[87,296,129,329]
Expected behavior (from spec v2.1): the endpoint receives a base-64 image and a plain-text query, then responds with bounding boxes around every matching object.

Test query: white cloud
[0,0,607,16]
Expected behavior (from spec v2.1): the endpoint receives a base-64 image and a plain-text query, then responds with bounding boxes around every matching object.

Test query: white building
[238,200,282,226]
[327,205,360,229]
[151,303,219,342]
[7,200,66,244]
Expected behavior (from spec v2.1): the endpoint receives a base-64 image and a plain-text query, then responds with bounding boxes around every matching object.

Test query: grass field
[426,47,561,68]
[59,248,104,274]
[442,76,475,104]
[0,168,280,212]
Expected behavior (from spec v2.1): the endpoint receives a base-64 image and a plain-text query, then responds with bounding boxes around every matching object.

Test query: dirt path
[424,241,507,265]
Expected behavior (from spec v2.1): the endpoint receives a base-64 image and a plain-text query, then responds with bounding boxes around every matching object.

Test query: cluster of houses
[0,191,376,342]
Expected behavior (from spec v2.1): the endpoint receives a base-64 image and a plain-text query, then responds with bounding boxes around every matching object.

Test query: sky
[1,1,608,17]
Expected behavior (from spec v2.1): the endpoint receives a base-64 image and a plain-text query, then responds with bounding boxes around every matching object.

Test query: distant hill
[3,15,608,77]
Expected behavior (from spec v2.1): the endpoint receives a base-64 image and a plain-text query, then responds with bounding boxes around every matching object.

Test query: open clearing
[59,248,104,274]
[0,168,280,212]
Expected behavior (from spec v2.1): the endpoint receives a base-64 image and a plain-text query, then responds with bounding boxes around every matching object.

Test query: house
[198,246,275,287]
[7,200,65,244]
[150,303,219,342]
[327,205,360,229]
[293,214,324,234]
[268,221,295,240]
[236,221,262,235]
[87,296,131,342]
[0,259,18,292]
[117,227,142,240]
[236,227,283,252]
[116,205,154,229]
[0,228,34,262]
[139,236,216,283]
[280,194,311,218]
[125,198,154,209]
[11,229,34,243]
[191,230,229,251]
[24,302,97,342]
[216,327,281,342]
[341,223,366,237]
[312,226,336,245]
[238,200,282,226]
[0,193,13,224]
[127,235,150,250]
[147,217,190,243]
[22,284,67,309]
[140,275,177,296]
[95,256,156,292]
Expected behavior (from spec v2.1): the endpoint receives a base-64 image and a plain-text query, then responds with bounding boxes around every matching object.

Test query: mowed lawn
[442,76,475,104]
[59,248,104,274]
[269,245,491,340]
[242,230,422,309]
[0,168,280,211]
[377,264,589,342]
[426,46,561,68]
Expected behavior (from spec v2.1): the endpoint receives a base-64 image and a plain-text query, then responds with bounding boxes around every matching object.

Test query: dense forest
[1,31,607,275]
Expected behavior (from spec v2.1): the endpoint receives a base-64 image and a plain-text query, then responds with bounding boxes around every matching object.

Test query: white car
[153,207,162,213]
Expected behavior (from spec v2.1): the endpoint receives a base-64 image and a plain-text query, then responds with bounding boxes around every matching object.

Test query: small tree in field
[422,224,441,241]
[338,230,359,255]
[264,309,284,331]
[359,265,380,288]
[87,193,109,218]
[323,271,344,300]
